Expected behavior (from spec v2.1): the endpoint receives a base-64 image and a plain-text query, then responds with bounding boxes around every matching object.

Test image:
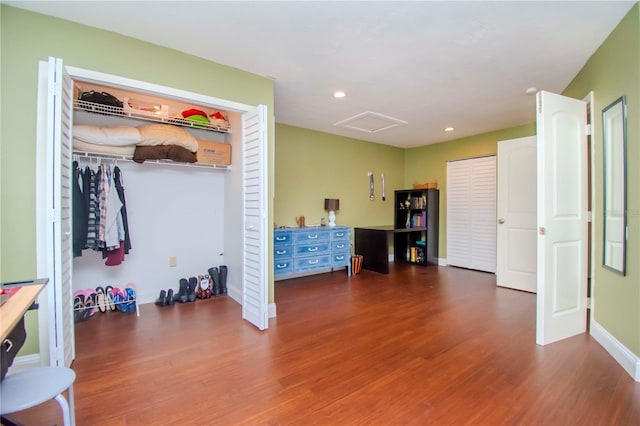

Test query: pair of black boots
[155,289,175,307]
[207,265,228,296]
[174,277,198,303]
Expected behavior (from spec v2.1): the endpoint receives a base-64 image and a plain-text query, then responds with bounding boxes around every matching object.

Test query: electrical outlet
[169,256,177,267]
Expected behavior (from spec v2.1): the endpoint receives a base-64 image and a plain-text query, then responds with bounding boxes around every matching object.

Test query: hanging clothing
[104,165,123,250]
[97,163,109,251]
[113,166,132,254]
[83,165,98,250]
[72,161,88,258]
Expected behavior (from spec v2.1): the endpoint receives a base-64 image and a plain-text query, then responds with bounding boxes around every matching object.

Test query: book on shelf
[410,196,427,209]
[410,211,428,228]
[409,246,425,263]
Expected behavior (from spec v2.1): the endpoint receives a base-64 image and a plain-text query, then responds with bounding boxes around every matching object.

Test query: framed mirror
[602,96,627,275]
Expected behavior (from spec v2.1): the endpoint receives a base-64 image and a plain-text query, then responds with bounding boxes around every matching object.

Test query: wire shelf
[74,99,232,134]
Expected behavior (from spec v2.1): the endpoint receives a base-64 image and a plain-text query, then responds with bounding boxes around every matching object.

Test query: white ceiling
[6,1,636,148]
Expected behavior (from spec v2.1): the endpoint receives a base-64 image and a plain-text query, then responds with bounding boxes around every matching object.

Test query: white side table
[0,367,76,426]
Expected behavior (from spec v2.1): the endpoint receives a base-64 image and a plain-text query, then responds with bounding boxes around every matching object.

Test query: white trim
[388,254,394,263]
[591,320,640,381]
[583,91,597,335]
[438,257,447,266]
[35,60,53,366]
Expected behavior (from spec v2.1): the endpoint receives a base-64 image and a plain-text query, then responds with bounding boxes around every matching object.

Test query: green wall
[403,123,536,256]
[275,124,405,231]
[1,6,275,355]
[563,4,639,355]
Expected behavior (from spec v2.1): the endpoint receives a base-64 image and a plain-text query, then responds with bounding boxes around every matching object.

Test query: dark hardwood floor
[8,265,640,425]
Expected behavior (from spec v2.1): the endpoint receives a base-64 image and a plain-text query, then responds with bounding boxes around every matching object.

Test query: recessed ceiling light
[333,91,346,98]
[525,87,538,95]
[444,127,455,132]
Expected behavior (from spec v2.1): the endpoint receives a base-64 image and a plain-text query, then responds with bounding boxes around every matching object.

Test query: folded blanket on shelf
[73,125,141,146]
[132,145,197,164]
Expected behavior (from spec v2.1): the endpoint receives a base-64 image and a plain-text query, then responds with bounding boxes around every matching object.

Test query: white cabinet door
[242,105,268,330]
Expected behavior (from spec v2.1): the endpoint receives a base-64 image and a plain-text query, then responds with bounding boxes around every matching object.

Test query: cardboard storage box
[197,140,231,165]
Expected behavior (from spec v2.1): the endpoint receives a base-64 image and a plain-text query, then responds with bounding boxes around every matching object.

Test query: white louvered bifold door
[446,155,497,273]
[46,57,75,366]
[242,105,268,330]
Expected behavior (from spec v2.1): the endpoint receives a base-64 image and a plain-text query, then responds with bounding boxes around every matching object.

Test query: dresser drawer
[294,242,330,257]
[331,252,349,266]
[274,231,292,245]
[274,259,294,275]
[331,228,350,241]
[293,229,330,244]
[295,255,331,271]
[274,245,293,260]
[331,240,349,252]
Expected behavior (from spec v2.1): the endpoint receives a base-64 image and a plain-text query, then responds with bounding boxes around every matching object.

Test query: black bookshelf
[393,189,439,266]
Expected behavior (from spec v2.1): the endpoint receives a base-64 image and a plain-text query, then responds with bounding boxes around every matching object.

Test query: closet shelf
[74,99,232,134]
[73,151,231,170]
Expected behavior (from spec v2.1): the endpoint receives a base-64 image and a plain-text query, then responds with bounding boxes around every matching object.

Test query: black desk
[354,226,395,274]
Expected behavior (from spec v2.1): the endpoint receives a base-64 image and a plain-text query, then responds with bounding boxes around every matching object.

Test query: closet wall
[71,82,242,304]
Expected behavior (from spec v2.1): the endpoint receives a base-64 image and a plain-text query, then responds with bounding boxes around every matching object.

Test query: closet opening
[36,58,269,368]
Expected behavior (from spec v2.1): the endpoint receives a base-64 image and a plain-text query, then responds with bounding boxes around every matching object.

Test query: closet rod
[72,151,231,170]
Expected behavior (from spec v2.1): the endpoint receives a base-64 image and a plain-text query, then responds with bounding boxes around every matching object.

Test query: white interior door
[242,105,268,330]
[497,136,537,292]
[536,91,588,345]
[447,156,497,273]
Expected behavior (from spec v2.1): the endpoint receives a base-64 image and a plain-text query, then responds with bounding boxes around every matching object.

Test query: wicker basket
[413,180,438,189]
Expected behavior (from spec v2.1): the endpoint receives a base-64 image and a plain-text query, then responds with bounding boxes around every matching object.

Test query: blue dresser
[274,226,351,279]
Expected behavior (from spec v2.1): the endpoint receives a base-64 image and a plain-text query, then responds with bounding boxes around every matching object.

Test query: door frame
[584,91,595,330]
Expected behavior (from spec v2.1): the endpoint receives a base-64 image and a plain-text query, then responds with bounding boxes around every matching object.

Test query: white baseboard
[388,254,394,263]
[8,353,42,373]
[591,320,640,382]
[268,303,277,318]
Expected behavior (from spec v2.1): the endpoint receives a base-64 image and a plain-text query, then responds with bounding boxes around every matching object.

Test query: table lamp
[324,198,340,227]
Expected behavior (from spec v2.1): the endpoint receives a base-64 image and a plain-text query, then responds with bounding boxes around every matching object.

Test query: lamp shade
[324,198,340,211]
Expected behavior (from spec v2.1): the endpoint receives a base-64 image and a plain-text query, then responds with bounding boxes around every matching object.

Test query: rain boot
[219,265,228,295]
[175,279,189,303]
[208,267,220,296]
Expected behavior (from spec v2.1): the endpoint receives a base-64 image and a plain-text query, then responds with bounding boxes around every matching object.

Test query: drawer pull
[336,255,344,260]
[276,250,287,255]
[309,259,319,265]
[276,263,288,269]
[336,232,345,237]
[336,244,345,249]
[307,247,318,252]
[276,236,287,241]
[307,234,319,239]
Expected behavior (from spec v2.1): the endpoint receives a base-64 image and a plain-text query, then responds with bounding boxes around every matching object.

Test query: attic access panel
[333,111,407,133]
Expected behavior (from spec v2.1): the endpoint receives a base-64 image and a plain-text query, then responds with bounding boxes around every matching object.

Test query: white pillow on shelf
[73,125,141,146]
[137,124,199,153]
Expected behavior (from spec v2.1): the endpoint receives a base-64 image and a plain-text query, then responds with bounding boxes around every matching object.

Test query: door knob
[498,218,505,224]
